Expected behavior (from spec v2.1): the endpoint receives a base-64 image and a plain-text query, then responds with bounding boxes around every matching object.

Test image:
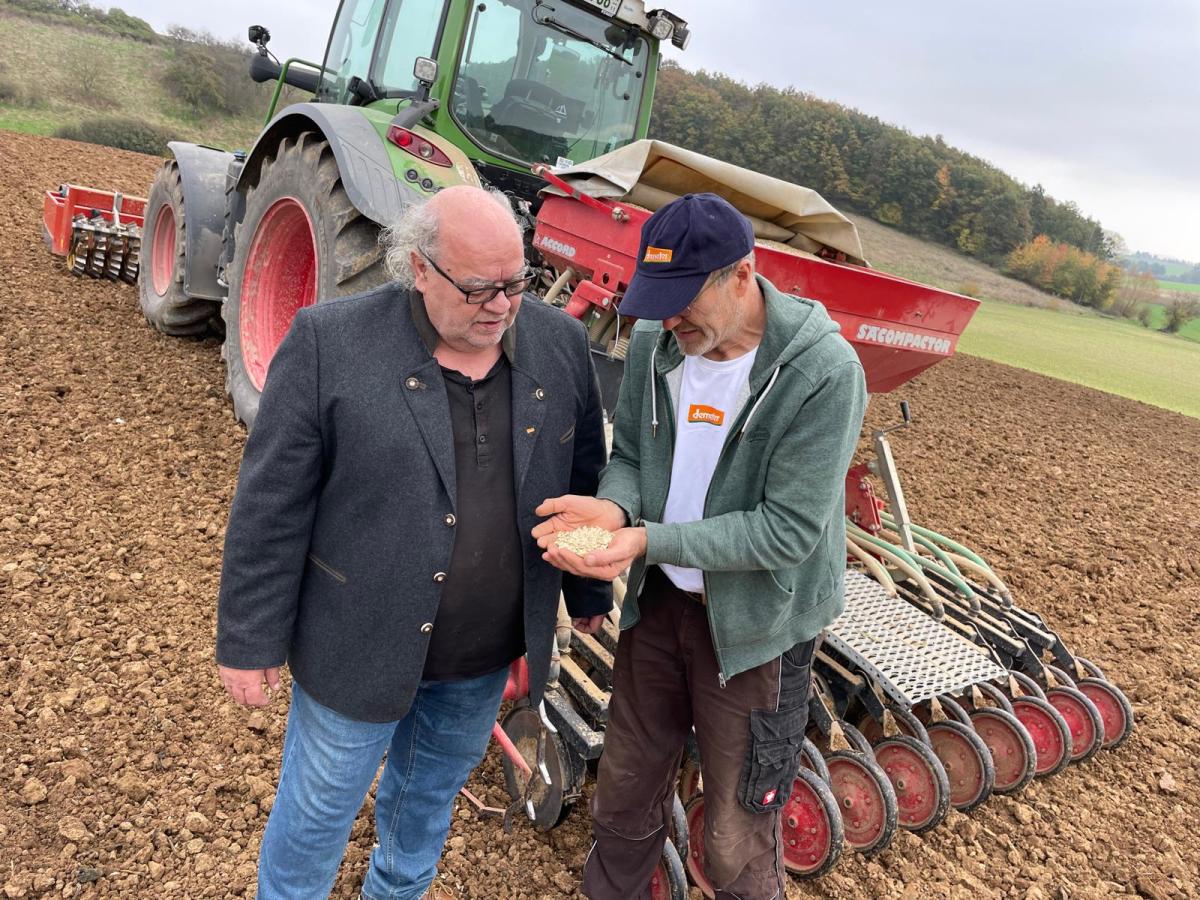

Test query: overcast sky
[111,0,1199,262]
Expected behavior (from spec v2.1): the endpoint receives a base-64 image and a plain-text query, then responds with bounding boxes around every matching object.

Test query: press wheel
[781,767,844,878]
[824,745,897,855]
[649,839,688,900]
[968,706,1036,794]
[872,734,951,832]
[684,794,715,899]
[1011,695,1072,777]
[1077,677,1134,749]
[1046,684,1104,763]
[926,719,995,812]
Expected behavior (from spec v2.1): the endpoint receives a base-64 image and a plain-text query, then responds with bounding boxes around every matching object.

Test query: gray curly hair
[379,187,521,289]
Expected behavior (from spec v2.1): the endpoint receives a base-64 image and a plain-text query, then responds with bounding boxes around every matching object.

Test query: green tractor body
[137,0,687,425]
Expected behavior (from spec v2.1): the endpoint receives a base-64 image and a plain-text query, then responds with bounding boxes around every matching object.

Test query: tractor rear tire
[223,131,388,427]
[138,160,220,336]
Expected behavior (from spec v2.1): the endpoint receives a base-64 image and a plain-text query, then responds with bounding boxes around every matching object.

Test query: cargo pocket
[737,704,805,814]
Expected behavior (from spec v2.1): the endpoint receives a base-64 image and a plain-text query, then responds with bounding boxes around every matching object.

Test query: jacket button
[534,388,545,400]
[405,376,420,390]
[433,571,447,583]
[420,622,433,634]
[443,514,456,526]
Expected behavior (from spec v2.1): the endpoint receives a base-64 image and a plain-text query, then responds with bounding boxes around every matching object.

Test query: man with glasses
[216,185,610,899]
[535,193,866,900]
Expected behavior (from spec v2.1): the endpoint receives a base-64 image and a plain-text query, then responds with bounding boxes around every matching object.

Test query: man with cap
[534,193,867,899]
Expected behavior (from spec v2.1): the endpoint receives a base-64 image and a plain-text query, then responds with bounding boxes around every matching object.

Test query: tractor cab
[314,0,687,198]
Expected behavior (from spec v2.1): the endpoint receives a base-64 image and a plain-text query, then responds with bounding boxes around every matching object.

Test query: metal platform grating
[824,570,1009,705]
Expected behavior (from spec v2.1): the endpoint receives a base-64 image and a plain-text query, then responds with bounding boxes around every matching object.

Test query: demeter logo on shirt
[643,246,673,263]
[688,404,725,426]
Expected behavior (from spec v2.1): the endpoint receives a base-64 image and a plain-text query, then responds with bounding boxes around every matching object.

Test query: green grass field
[0,12,266,151]
[1157,280,1200,294]
[958,301,1200,418]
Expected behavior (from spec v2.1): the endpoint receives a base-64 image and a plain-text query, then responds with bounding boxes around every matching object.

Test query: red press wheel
[1077,677,1134,749]
[926,719,995,812]
[873,734,951,832]
[968,707,1037,794]
[648,839,688,900]
[1011,695,1072,777]
[1046,685,1104,762]
[824,750,898,855]
[801,737,831,785]
[684,794,715,899]
[782,767,844,878]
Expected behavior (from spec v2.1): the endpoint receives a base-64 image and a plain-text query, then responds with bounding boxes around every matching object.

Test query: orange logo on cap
[643,246,673,263]
[688,404,725,426]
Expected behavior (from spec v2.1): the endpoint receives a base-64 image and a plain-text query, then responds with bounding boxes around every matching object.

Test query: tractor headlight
[647,13,674,41]
[670,23,690,50]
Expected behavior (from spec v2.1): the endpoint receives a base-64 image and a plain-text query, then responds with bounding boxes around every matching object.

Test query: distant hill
[0,4,286,152]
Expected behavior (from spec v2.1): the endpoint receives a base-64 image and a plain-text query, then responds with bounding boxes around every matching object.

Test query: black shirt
[415,305,525,681]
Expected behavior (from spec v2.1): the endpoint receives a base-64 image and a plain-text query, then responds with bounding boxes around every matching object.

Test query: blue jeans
[256,669,510,900]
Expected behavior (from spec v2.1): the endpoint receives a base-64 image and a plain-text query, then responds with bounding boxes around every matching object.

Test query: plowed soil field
[2,131,1198,899]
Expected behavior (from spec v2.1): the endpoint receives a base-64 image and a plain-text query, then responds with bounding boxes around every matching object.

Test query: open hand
[543,527,646,581]
[533,495,627,548]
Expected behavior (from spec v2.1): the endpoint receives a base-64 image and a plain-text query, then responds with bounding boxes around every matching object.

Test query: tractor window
[451,0,648,167]
[375,0,446,94]
[317,0,389,104]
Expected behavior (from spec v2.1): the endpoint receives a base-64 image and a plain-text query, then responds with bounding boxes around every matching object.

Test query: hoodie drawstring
[739,366,781,437]
[650,343,660,438]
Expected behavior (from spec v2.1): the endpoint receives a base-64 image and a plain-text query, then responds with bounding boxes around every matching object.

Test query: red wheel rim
[874,739,941,829]
[927,724,987,807]
[1012,698,1067,775]
[1077,681,1129,748]
[970,710,1030,791]
[151,202,175,296]
[826,755,887,850]
[239,197,318,390]
[648,862,671,900]
[781,774,835,875]
[1047,689,1098,761]
[684,796,714,899]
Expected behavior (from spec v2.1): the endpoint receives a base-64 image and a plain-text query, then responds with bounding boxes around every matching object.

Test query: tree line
[647,64,1113,267]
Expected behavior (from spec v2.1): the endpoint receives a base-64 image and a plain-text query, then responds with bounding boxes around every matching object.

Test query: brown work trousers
[582,566,814,900]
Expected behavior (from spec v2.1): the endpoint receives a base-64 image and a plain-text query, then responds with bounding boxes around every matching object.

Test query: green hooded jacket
[598,275,867,684]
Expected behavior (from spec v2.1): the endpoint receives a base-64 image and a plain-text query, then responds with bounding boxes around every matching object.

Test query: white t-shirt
[660,348,758,593]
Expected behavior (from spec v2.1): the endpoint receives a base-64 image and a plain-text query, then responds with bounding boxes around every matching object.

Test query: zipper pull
[652,422,658,438]
[717,672,727,689]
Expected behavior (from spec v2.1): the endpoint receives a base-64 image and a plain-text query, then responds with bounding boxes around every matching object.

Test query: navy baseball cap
[617,193,755,320]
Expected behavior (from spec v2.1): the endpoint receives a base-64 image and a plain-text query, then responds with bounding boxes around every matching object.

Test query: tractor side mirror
[248,25,271,49]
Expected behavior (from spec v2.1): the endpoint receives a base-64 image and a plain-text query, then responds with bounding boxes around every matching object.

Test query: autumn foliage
[1003,236,1121,309]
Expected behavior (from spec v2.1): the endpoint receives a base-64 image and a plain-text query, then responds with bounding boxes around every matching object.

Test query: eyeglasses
[419,251,540,305]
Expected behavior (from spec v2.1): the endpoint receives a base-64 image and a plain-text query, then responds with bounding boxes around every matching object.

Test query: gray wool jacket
[216,285,611,722]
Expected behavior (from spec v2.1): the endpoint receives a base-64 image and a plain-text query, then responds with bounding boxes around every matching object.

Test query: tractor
[136,0,689,425]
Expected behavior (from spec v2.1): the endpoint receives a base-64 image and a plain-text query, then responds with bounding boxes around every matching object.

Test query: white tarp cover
[545,139,866,265]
